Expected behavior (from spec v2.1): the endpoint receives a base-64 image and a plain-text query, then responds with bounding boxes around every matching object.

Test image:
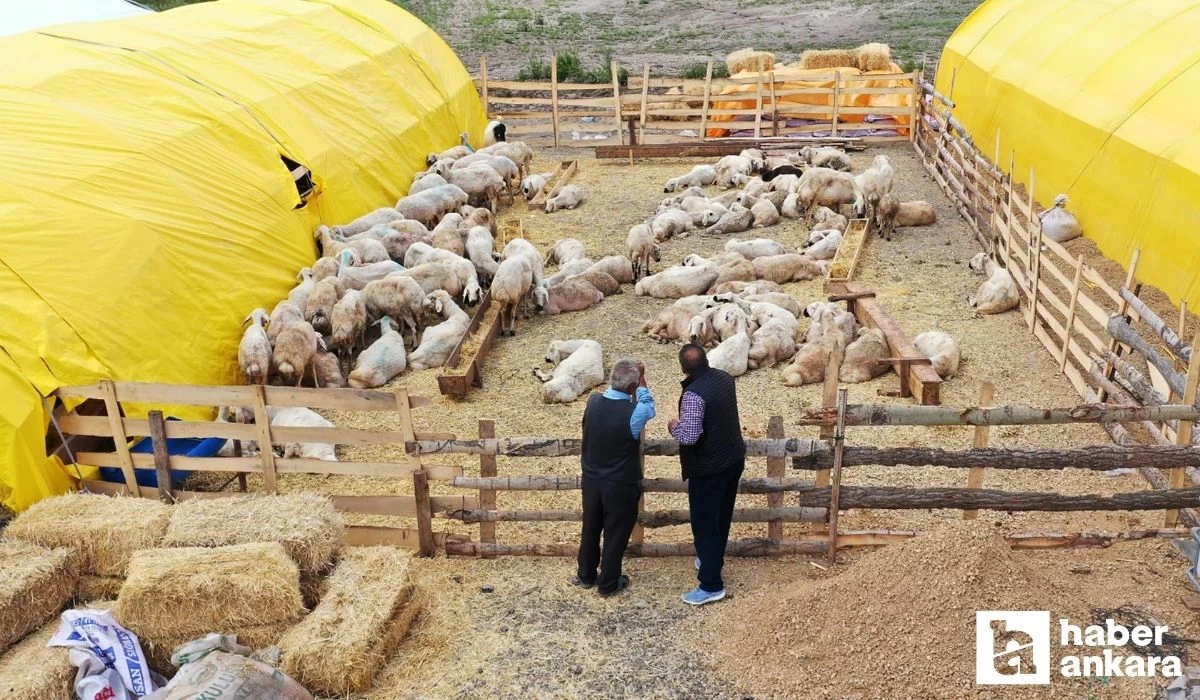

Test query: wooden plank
[248,386,277,493]
[479,419,498,555]
[799,402,1200,428]
[527,160,577,210]
[831,70,841,137]
[610,60,623,144]
[1100,249,1141,402]
[550,55,560,147]
[147,411,174,502]
[766,416,785,541]
[342,525,425,549]
[329,494,478,517]
[814,339,842,492]
[835,282,941,404]
[1061,258,1085,372]
[479,56,489,117]
[56,382,430,412]
[753,70,764,139]
[827,388,849,564]
[74,452,444,477]
[1167,332,1200,526]
[99,380,140,496]
[409,436,829,458]
[450,507,826,525]
[963,382,995,520]
[413,470,435,557]
[638,63,650,139]
[699,61,713,140]
[825,218,869,282]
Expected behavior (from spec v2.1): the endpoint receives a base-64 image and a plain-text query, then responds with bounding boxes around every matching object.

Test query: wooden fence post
[479,56,489,119]
[963,382,995,520]
[1061,258,1084,372]
[413,469,436,557]
[1027,211,1043,333]
[99,380,140,497]
[638,63,650,144]
[250,385,279,494]
[1099,249,1142,402]
[753,69,764,139]
[769,69,779,137]
[908,69,920,142]
[1167,333,1200,526]
[813,339,844,492]
[632,436,645,546]
[699,61,713,142]
[611,60,623,145]
[147,410,174,502]
[550,54,560,148]
[766,416,785,541]
[831,70,841,137]
[827,388,849,565]
[478,419,497,556]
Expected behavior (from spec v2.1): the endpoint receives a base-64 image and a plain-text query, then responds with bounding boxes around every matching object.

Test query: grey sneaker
[682,586,726,606]
[694,557,701,571]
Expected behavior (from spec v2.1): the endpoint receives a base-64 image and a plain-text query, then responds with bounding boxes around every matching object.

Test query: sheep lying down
[533,339,605,403]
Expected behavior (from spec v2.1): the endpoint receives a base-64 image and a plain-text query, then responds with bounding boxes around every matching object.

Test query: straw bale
[139,621,292,676]
[725,48,775,75]
[77,575,124,602]
[115,543,304,644]
[279,546,420,695]
[0,618,73,699]
[0,541,77,653]
[3,493,169,577]
[798,49,858,70]
[856,42,892,72]
[161,493,343,574]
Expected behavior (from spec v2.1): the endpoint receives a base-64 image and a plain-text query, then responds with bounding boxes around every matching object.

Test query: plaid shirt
[670,390,705,445]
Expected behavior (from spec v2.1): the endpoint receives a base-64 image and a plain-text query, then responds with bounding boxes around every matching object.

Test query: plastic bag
[144,650,311,700]
[1039,195,1082,243]
[50,609,158,698]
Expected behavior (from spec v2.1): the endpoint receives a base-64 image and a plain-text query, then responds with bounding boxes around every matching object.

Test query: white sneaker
[694,557,701,571]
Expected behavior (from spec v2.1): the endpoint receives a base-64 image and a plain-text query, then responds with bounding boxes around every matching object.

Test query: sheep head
[967,252,989,274]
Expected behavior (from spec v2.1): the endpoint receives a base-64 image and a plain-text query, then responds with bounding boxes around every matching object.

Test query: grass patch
[515,50,629,85]
[681,62,730,79]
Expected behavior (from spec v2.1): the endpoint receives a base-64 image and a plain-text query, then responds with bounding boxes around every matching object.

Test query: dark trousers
[687,461,744,592]
[577,480,641,594]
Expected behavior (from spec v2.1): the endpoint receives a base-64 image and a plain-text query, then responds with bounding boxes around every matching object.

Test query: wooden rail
[438,290,500,398]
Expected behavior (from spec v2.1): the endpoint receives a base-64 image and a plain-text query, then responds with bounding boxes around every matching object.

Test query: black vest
[581,393,641,485]
[677,367,746,479]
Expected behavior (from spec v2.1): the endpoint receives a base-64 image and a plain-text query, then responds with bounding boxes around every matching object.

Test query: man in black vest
[668,343,745,605]
[573,358,656,597]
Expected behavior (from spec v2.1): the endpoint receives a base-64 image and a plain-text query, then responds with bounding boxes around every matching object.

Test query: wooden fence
[52,381,474,554]
[477,56,920,147]
[912,72,1200,526]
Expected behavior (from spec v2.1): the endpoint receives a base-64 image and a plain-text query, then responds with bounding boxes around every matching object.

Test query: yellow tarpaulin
[0,0,485,512]
[937,0,1200,310]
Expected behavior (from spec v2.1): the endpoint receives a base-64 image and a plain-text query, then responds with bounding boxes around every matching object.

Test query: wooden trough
[824,280,942,405]
[437,290,501,399]
[527,160,578,210]
[825,217,870,283]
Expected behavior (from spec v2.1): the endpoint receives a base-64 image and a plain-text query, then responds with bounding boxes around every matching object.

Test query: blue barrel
[97,418,226,488]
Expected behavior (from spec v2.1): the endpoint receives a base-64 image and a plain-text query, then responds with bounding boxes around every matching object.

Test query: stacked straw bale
[279,546,421,695]
[3,493,170,579]
[161,493,344,575]
[0,617,74,699]
[0,541,77,653]
[798,49,858,71]
[115,543,305,673]
[725,48,776,75]
[856,42,893,72]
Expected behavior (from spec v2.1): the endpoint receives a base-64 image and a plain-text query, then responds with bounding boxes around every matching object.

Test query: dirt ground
[219,142,1200,698]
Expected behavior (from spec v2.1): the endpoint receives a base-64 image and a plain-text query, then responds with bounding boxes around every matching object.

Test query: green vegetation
[516,50,630,85]
[681,62,731,80]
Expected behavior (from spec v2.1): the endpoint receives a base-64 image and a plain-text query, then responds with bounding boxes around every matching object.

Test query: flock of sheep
[232,120,1054,409]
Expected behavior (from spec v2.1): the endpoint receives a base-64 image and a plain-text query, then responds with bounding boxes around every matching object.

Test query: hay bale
[115,543,304,648]
[4,493,170,577]
[139,621,293,676]
[279,547,421,695]
[161,493,343,574]
[799,49,859,71]
[0,618,73,699]
[77,575,124,602]
[0,541,77,653]
[856,42,892,72]
[725,48,776,75]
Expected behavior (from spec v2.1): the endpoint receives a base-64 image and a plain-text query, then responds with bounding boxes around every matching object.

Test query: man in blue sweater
[573,358,656,597]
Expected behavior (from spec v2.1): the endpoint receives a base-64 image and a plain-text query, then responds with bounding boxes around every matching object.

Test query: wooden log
[1061,258,1085,372]
[1120,288,1191,363]
[250,385,279,494]
[1107,316,1186,398]
[699,61,713,140]
[445,507,825,526]
[798,402,1200,427]
[766,416,785,540]
[791,444,1200,471]
[1099,249,1141,402]
[1083,364,1174,447]
[146,410,174,502]
[832,282,941,403]
[792,485,1200,511]
[413,470,435,557]
[611,60,623,144]
[1167,333,1200,526]
[828,388,848,563]
[478,419,497,555]
[446,538,827,557]
[1097,350,1169,406]
[551,55,560,147]
[964,382,995,520]
[479,56,489,117]
[408,436,828,458]
[813,331,844,491]
[450,475,815,493]
[99,380,140,496]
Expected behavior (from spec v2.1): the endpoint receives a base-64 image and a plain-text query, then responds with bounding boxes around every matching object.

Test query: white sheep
[409,172,448,196]
[432,228,465,257]
[803,303,859,346]
[492,256,534,336]
[332,207,405,237]
[715,155,755,188]
[330,289,368,363]
[521,171,553,200]
[445,164,506,212]
[312,256,341,282]
[705,257,757,292]
[396,184,469,227]
[273,320,322,387]
[465,225,500,284]
[743,292,801,317]
[748,319,798,369]
[478,141,533,181]
[724,238,785,260]
[705,206,755,236]
[542,277,604,315]
[483,120,507,146]
[269,406,338,461]
[840,327,890,383]
[533,339,605,403]
[796,168,864,224]
[569,269,621,297]
[1038,194,1081,243]
[895,200,937,227]
[812,207,849,234]
[750,197,780,228]
[752,254,826,284]
[348,316,408,388]
[710,280,784,295]
[311,348,346,388]
[664,165,718,192]
[546,238,588,266]
[782,329,839,387]
[780,193,804,220]
[336,255,405,291]
[707,331,751,377]
[803,229,843,261]
[288,268,315,311]
[362,275,424,346]
[642,294,713,343]
[799,146,851,171]
[853,154,895,218]
[658,186,706,212]
[502,238,546,287]
[238,308,271,385]
[545,258,595,287]
[913,331,961,378]
[634,261,719,298]
[967,252,1019,315]
[626,224,660,282]
[397,262,463,298]
[409,290,470,371]
[305,276,343,335]
[588,256,635,285]
[267,300,303,343]
[650,208,695,242]
[545,184,584,213]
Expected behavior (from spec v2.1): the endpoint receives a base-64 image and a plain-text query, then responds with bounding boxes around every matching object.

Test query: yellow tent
[936,0,1200,309]
[0,0,486,512]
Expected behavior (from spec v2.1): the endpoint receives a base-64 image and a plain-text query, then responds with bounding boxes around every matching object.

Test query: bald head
[679,343,708,375]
